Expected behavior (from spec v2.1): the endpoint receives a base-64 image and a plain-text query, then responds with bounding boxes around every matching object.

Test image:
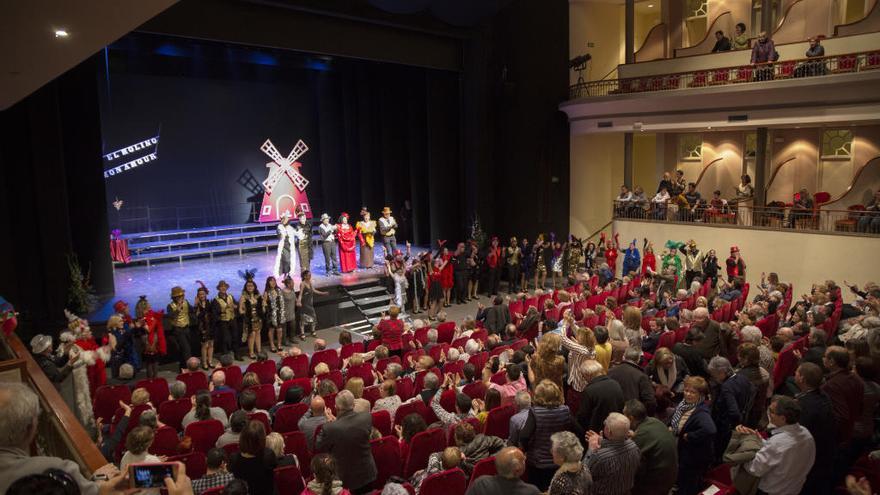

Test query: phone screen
[129,463,176,489]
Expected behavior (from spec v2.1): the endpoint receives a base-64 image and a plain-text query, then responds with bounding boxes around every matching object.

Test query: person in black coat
[670,376,716,495]
[315,390,377,492]
[711,31,732,52]
[672,329,709,379]
[795,362,837,495]
[577,360,625,433]
[707,356,754,461]
[484,296,511,335]
[608,348,658,414]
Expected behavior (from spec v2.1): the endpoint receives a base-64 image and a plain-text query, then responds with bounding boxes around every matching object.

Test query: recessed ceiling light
[648,4,654,7]
[707,125,712,130]
[54,29,69,38]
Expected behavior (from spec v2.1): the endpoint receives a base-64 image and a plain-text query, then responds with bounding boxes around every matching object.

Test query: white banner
[103,136,159,161]
[102,135,160,179]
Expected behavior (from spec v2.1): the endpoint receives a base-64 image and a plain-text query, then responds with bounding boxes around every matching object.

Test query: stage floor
[94,246,431,321]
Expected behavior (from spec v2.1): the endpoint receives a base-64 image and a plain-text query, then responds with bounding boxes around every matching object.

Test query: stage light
[54,29,69,38]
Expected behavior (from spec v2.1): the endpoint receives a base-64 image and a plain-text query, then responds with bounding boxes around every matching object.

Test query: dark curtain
[0,53,113,329]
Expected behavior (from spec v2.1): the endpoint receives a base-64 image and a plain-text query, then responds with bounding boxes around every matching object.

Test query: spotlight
[569,53,592,70]
[54,29,69,38]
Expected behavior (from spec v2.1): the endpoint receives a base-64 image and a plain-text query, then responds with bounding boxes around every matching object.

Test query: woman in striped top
[559,327,597,393]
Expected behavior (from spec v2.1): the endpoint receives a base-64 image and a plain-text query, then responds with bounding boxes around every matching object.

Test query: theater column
[625,0,635,64]
[754,127,768,207]
[624,133,634,189]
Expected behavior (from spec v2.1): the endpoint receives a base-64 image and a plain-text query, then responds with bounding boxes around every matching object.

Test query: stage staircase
[342,280,395,337]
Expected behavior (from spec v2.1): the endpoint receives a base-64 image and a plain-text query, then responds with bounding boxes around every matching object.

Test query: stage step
[116,222,323,267]
[343,280,395,337]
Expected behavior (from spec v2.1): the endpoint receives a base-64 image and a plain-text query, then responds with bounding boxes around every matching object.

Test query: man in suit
[672,328,709,379]
[608,348,657,414]
[484,296,511,335]
[577,359,625,434]
[795,362,837,495]
[693,307,726,360]
[624,399,677,495]
[315,390,377,493]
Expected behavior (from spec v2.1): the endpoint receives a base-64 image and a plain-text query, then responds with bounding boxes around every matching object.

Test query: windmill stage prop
[257,138,313,222]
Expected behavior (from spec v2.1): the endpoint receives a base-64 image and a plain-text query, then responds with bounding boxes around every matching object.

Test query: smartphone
[129,462,178,489]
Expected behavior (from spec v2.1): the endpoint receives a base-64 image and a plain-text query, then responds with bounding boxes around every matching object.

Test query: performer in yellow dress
[357,208,377,268]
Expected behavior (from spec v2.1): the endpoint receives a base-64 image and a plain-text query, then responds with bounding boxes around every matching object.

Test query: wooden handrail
[585,220,613,242]
[693,157,725,190]
[574,49,873,92]
[635,22,667,57]
[675,11,732,56]
[598,66,619,81]
[2,333,107,474]
[834,0,880,35]
[822,155,880,206]
[772,0,806,37]
[765,155,798,195]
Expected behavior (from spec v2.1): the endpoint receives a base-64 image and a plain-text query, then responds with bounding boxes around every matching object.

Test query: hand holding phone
[129,462,179,489]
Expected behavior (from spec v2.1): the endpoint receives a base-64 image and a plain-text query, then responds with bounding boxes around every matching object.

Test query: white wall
[613,219,878,303]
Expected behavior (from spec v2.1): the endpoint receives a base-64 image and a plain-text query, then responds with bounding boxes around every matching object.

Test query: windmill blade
[287,168,310,192]
[285,139,309,164]
[260,139,286,165]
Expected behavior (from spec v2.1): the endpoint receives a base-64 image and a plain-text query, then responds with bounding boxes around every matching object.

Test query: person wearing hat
[166,286,194,370]
[318,213,340,276]
[726,246,746,282]
[678,240,706,287]
[378,206,398,257]
[211,280,238,359]
[293,211,313,273]
[505,237,522,293]
[336,213,358,273]
[274,210,297,279]
[31,334,77,385]
[356,209,377,269]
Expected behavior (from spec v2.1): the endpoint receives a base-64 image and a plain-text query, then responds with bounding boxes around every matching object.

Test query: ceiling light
[707,125,712,130]
[648,4,654,7]
[54,29,69,38]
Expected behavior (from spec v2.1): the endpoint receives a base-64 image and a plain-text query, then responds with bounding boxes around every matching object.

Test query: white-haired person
[548,431,592,495]
[583,412,640,495]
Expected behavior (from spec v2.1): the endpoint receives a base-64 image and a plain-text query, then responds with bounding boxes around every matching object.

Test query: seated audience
[266,431,297,467]
[464,447,540,495]
[711,30,731,52]
[183,389,229,429]
[192,448,235,495]
[411,446,464,491]
[372,379,402,419]
[298,396,327,451]
[216,410,248,448]
[304,454,350,495]
[733,22,749,50]
[120,425,162,471]
[228,420,277,495]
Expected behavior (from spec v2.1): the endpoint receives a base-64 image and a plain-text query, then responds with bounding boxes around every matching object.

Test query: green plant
[66,254,96,314]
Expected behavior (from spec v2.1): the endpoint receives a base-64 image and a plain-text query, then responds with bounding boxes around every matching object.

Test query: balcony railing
[612,200,880,235]
[569,50,880,99]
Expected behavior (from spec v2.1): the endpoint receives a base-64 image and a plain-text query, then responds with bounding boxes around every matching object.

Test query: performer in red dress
[601,232,620,276]
[439,246,454,307]
[641,239,656,275]
[337,212,358,273]
[135,296,167,378]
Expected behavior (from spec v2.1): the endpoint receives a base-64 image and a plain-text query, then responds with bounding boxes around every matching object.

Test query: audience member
[671,376,716,495]
[464,447,540,495]
[624,399,677,495]
[484,362,526,407]
[733,22,749,49]
[217,410,248,448]
[518,380,574,490]
[304,454,349,495]
[547,431,592,495]
[608,347,657,413]
[316,390,377,493]
[298,396,328,451]
[372,379,402,419]
[228,420,277,495]
[120,425,161,471]
[711,30,731,52]
[577,360,625,433]
[584,412,641,495]
[183,390,229,429]
[508,390,531,445]
[794,362,836,495]
[452,421,506,475]
[192,448,235,495]
[822,345,864,445]
[707,356,754,460]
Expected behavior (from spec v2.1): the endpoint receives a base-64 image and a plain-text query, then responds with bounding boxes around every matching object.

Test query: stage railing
[0,333,107,477]
[112,202,258,233]
[613,201,880,235]
[569,50,880,99]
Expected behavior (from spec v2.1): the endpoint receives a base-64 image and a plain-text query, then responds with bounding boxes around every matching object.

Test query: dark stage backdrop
[101,38,460,245]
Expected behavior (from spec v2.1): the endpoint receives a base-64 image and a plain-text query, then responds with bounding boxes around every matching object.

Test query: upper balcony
[561,46,880,134]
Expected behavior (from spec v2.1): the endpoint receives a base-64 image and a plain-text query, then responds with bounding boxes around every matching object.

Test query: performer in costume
[135,296,166,378]
[336,212,358,273]
[58,311,110,431]
[239,273,264,360]
[726,246,746,282]
[438,244,454,306]
[407,253,428,314]
[485,236,502,296]
[600,232,620,277]
[427,257,447,320]
[318,213,339,276]
[519,237,532,292]
[274,211,296,279]
[703,249,722,287]
[467,240,482,301]
[551,240,564,289]
[263,276,285,353]
[294,212,313,273]
[661,241,684,288]
[678,239,706,287]
[193,282,214,369]
[567,236,583,277]
[388,259,409,308]
[505,237,522,293]
[533,235,549,290]
[621,239,641,277]
[356,209,377,268]
[297,270,328,338]
[166,286,193,370]
[281,277,298,345]
[106,314,139,378]
[378,206,398,256]
[641,239,656,275]
[583,241,597,273]
[211,280,237,358]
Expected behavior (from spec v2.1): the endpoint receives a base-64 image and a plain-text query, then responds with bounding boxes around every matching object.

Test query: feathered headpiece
[196,280,209,295]
[238,268,258,282]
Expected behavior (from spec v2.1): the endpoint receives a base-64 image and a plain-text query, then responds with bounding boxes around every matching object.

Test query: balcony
[561,50,880,134]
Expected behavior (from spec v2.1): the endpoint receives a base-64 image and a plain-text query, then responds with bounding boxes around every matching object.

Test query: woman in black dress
[297,270,328,338]
[193,283,213,369]
[228,421,277,494]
